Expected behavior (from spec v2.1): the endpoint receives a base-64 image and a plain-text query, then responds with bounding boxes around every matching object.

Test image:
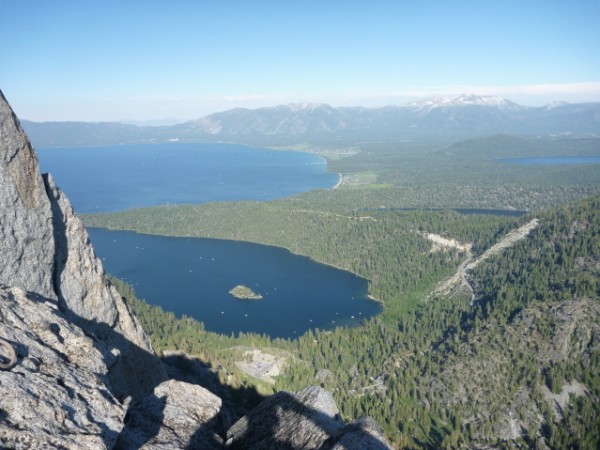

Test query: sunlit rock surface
[0,285,124,449]
[0,90,167,401]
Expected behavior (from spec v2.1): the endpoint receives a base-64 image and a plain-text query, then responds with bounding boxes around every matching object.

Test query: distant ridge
[22,95,600,147]
[406,94,524,111]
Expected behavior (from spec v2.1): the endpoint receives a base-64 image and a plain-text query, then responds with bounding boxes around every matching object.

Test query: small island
[229,285,263,300]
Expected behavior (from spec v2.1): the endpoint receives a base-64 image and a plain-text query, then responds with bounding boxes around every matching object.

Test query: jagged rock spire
[0,90,166,400]
[0,90,56,299]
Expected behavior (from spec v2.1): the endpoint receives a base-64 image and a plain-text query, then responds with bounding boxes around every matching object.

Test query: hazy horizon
[17,92,600,125]
[1,0,599,122]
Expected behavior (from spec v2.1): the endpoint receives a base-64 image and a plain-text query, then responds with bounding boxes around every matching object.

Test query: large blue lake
[38,144,378,338]
[38,143,339,212]
[88,228,381,339]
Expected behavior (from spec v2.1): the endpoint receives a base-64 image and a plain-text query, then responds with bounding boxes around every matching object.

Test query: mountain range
[22,95,600,147]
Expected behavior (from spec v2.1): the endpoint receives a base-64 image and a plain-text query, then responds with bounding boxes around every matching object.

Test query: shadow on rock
[44,172,167,403]
[223,386,392,449]
[116,379,224,450]
[161,352,266,432]
[114,394,166,450]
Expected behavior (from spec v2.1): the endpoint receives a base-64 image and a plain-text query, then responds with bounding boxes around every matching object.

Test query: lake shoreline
[39,143,339,213]
[331,173,343,190]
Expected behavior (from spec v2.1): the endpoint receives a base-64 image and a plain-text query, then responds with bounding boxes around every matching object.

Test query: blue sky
[1,0,599,121]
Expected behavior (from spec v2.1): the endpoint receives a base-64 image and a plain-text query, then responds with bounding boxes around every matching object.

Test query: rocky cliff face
[0,90,167,401]
[0,92,55,299]
[0,90,391,449]
[0,285,125,448]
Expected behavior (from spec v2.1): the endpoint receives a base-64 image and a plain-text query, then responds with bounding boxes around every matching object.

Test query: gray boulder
[115,379,223,450]
[225,386,392,449]
[330,417,392,450]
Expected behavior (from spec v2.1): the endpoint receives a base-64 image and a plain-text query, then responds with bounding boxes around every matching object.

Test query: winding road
[433,218,540,302]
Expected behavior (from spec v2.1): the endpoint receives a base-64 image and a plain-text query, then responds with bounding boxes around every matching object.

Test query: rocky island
[229,284,263,300]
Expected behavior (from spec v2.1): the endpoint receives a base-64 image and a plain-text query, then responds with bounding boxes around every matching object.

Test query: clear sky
[1,0,599,122]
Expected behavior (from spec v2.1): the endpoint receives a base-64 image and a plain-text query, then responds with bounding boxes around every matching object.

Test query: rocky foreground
[0,89,391,449]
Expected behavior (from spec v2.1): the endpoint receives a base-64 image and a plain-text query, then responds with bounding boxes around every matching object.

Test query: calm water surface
[38,143,339,212]
[88,228,381,338]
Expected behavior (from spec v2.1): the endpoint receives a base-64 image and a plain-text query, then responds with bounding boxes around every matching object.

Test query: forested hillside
[87,200,521,321]
[106,196,599,448]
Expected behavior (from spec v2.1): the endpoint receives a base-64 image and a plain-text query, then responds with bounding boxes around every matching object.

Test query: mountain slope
[422,196,600,448]
[177,103,352,136]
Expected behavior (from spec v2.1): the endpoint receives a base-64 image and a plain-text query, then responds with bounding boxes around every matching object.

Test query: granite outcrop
[0,90,167,401]
[225,386,391,449]
[0,285,124,449]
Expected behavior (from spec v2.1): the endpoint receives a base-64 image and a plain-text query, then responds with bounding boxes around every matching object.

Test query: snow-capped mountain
[407,94,523,111]
[544,100,569,110]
